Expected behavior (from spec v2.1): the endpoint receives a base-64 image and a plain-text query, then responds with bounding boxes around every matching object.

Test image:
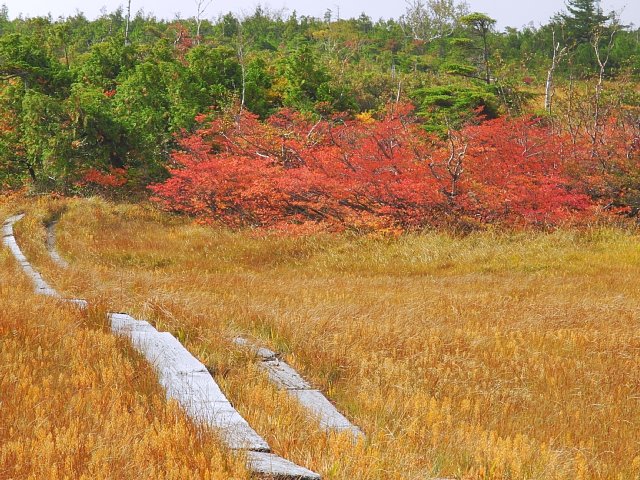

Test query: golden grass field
[3,195,640,479]
[0,198,249,479]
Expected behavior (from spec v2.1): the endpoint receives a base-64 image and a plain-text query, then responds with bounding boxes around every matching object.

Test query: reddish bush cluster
[77,167,128,189]
[149,105,626,230]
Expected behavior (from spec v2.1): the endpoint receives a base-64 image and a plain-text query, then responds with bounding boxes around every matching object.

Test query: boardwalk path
[3,214,320,479]
[45,216,363,441]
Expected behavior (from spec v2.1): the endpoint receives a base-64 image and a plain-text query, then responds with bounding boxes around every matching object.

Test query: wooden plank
[3,235,31,264]
[181,399,270,451]
[128,331,209,374]
[289,390,364,437]
[234,338,311,389]
[158,369,228,404]
[246,452,321,480]
[45,220,70,268]
[2,213,25,230]
[112,321,272,452]
[262,358,313,390]
[109,312,156,333]
[234,337,363,439]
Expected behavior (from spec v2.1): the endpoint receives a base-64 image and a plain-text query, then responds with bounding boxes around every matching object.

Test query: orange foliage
[150,106,601,230]
[78,167,128,188]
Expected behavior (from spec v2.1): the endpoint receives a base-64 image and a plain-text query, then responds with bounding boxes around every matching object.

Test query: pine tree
[561,0,610,44]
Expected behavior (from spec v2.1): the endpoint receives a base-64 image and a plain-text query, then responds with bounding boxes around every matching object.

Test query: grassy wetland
[0,198,249,479]
[0,0,638,477]
[2,195,639,479]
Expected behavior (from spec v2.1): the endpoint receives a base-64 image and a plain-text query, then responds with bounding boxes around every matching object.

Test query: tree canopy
[0,3,637,228]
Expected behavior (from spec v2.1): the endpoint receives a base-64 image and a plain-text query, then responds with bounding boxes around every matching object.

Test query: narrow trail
[3,214,60,298]
[3,214,87,308]
[3,213,320,480]
[46,214,364,439]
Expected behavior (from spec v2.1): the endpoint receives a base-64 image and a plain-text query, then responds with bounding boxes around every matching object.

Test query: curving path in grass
[4,214,60,297]
[3,213,320,480]
[3,214,87,308]
[47,215,364,440]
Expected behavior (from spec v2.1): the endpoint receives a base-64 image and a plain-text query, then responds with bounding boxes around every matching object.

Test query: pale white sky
[2,0,639,30]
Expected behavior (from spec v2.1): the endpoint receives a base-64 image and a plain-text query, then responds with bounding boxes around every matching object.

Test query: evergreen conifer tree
[561,0,610,44]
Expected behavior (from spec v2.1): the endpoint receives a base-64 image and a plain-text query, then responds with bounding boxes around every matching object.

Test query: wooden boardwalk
[4,214,321,480]
[111,313,320,478]
[45,220,70,268]
[3,214,60,297]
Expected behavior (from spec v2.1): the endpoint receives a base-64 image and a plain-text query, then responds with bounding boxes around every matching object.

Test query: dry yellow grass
[7,195,640,479]
[0,198,249,479]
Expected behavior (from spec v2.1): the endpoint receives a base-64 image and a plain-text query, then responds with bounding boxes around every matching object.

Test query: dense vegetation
[0,0,638,228]
[2,3,640,476]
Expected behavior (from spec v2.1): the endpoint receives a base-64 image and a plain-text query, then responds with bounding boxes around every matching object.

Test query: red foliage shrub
[452,117,592,224]
[78,167,128,188]
[150,105,596,230]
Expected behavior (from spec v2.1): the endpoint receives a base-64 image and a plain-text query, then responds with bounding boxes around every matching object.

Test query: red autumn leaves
[149,105,623,230]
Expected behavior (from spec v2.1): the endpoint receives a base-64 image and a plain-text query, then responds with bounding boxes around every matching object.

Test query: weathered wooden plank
[234,337,363,439]
[234,338,311,389]
[289,390,364,436]
[181,399,270,451]
[158,369,228,404]
[128,331,209,374]
[109,312,156,333]
[3,235,31,264]
[112,322,272,452]
[3,213,25,230]
[246,452,321,480]
[262,358,313,390]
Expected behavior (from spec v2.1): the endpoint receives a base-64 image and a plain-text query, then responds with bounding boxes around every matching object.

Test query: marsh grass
[0,198,248,479]
[8,195,640,479]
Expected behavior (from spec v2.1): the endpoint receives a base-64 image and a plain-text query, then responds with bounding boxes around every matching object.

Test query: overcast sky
[2,0,638,30]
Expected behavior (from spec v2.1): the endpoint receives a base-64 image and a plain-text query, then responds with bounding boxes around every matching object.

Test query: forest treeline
[0,0,638,229]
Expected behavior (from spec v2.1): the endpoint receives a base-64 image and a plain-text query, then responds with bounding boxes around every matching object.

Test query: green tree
[75,39,137,90]
[279,44,331,110]
[0,33,69,92]
[20,90,69,186]
[0,33,72,187]
[64,83,127,171]
[561,0,611,45]
[459,13,496,84]
[186,44,241,102]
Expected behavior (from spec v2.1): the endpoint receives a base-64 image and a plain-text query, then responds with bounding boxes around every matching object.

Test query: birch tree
[545,30,568,114]
[194,0,213,45]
